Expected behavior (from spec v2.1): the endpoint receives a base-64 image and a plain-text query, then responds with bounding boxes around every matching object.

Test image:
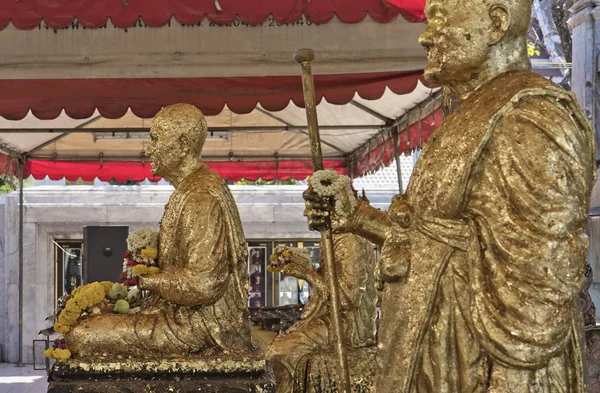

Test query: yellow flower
[132,264,149,277]
[54,322,70,334]
[44,348,55,358]
[140,246,158,260]
[52,348,71,360]
[63,301,81,315]
[148,266,160,275]
[270,254,278,262]
[71,286,83,296]
[59,310,79,325]
[56,282,114,332]
[282,250,291,258]
[267,265,283,274]
[99,281,113,296]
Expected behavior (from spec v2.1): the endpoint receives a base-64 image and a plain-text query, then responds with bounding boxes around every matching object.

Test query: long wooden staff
[294,48,351,393]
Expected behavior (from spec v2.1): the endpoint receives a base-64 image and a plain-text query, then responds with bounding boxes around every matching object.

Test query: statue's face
[419,0,491,85]
[146,123,184,177]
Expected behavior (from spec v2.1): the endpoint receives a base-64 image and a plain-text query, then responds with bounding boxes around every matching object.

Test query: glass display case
[274,241,299,306]
[54,240,84,305]
[299,241,320,305]
[247,242,272,307]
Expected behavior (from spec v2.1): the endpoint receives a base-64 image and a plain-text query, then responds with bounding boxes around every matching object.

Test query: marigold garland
[268,245,311,274]
[54,281,113,334]
[44,348,71,360]
[131,264,161,277]
[268,245,296,273]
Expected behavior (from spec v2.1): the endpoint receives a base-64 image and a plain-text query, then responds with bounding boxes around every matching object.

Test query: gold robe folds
[267,234,378,393]
[368,71,595,393]
[67,165,253,357]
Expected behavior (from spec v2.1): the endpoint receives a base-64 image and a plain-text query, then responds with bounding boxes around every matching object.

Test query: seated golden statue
[66,104,254,358]
[267,233,378,393]
[304,0,596,391]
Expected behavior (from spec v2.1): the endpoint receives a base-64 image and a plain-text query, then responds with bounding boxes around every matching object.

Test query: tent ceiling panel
[0,133,67,155]
[0,0,425,31]
[0,79,437,160]
[0,16,426,81]
[264,99,384,127]
[0,70,430,121]
[84,106,285,129]
[30,129,366,160]
[353,80,437,119]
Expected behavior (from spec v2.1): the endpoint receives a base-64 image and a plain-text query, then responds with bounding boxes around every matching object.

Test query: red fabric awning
[0,70,430,120]
[352,108,442,177]
[0,0,426,31]
[23,159,348,182]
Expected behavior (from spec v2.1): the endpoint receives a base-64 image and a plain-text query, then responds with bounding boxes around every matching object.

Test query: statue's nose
[419,26,434,50]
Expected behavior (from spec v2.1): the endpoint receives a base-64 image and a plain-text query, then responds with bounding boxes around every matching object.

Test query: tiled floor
[0,364,47,393]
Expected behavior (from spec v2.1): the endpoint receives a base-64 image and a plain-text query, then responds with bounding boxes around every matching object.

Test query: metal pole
[393,129,404,194]
[294,48,351,393]
[16,157,25,367]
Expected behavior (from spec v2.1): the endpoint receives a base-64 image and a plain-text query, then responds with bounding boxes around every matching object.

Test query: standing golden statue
[266,233,378,393]
[66,104,254,358]
[304,0,596,391]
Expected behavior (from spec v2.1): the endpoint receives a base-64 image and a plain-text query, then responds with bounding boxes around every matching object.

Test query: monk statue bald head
[419,0,532,97]
[146,103,208,185]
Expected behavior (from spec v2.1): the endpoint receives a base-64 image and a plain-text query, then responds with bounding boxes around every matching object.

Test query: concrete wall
[0,184,396,363]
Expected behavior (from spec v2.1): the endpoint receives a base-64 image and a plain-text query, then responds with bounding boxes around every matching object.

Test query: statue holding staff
[303,0,596,391]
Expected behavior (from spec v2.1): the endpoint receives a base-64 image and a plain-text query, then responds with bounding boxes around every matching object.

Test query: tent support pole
[392,129,404,194]
[16,156,25,367]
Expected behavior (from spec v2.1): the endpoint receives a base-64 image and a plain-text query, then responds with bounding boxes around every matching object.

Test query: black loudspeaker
[83,226,129,284]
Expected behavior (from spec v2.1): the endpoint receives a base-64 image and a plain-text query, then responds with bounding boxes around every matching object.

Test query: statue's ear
[488,4,510,45]
[178,134,191,157]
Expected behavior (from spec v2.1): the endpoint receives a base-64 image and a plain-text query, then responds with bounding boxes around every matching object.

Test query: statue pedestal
[47,353,275,393]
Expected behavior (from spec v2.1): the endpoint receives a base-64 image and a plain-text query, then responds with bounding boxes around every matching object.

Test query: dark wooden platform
[47,354,275,393]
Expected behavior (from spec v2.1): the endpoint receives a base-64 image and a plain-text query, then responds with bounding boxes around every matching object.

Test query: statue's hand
[281,248,314,281]
[303,171,357,233]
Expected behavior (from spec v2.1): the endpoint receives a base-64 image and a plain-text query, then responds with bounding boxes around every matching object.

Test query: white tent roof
[0,82,439,162]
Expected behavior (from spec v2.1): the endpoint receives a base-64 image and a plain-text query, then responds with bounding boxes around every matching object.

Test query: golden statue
[303,0,596,391]
[266,233,378,393]
[66,104,254,358]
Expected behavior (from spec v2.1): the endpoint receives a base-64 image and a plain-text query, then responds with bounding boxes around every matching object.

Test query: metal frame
[32,338,50,370]
[0,125,382,134]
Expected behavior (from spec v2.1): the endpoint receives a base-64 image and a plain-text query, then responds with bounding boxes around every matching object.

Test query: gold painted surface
[294,47,352,393]
[65,104,254,361]
[304,0,596,391]
[57,354,266,375]
[266,234,377,393]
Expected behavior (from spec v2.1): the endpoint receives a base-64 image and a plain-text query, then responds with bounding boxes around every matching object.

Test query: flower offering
[121,228,160,286]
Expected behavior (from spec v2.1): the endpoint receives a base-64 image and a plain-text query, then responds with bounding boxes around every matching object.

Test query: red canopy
[0,70,430,120]
[0,0,426,31]
[24,159,348,182]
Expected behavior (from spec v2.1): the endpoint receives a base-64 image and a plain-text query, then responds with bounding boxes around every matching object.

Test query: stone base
[47,354,276,393]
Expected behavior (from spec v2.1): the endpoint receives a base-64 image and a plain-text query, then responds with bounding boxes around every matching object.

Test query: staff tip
[293,48,315,64]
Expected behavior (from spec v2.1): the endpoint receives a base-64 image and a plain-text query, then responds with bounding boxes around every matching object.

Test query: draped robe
[352,71,595,393]
[67,165,253,357]
[267,234,378,393]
